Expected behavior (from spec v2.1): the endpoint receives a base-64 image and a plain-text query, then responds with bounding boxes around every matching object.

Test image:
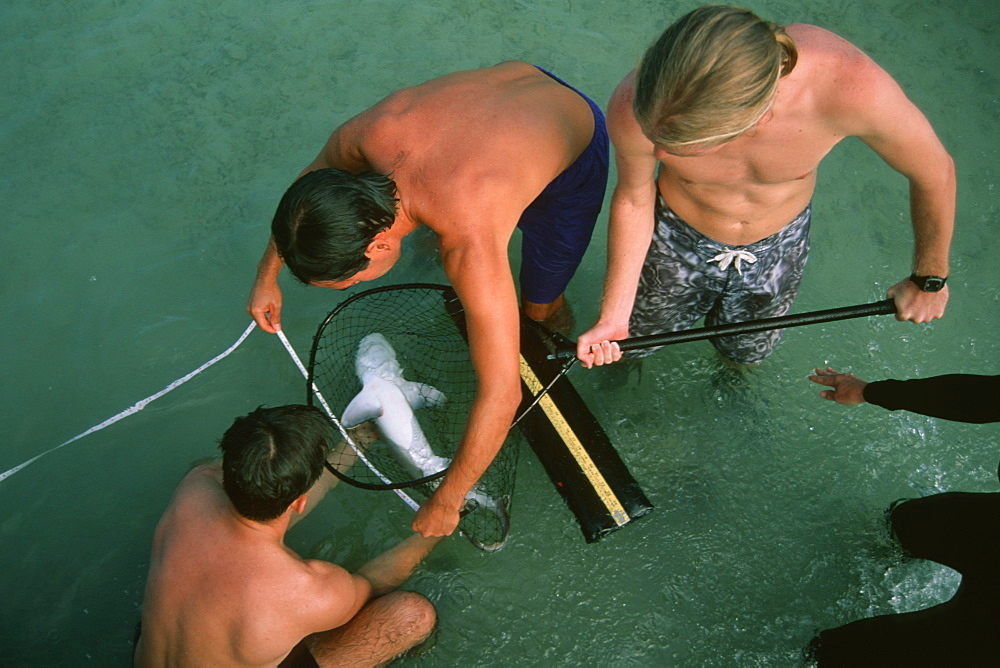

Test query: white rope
[275,330,420,511]
[2,321,424,514]
[1,322,259,484]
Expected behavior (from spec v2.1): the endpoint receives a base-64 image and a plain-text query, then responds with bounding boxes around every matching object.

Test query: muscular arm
[826,35,955,322]
[577,75,659,367]
[412,218,523,537]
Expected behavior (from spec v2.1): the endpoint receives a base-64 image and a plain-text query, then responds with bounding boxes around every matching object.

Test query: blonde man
[578,5,954,367]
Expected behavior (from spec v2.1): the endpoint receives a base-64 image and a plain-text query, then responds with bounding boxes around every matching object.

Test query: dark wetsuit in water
[810,374,1000,666]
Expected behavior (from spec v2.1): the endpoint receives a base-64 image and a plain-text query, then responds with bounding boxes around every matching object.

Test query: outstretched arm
[577,74,659,368]
[411,230,523,538]
[290,423,377,528]
[356,532,444,597]
[809,367,1000,424]
[862,374,1000,424]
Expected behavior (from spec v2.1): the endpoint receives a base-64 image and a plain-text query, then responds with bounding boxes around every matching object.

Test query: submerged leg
[522,294,574,337]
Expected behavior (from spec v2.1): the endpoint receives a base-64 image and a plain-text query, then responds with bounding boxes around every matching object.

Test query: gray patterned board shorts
[628,194,811,364]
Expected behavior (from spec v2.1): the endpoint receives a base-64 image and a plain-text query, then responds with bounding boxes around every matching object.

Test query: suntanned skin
[134,458,441,668]
[578,24,955,367]
[247,61,597,538]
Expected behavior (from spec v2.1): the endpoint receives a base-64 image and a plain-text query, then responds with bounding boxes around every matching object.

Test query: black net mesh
[307,284,519,551]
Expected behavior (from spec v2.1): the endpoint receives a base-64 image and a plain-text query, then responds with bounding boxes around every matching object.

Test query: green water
[2,0,997,665]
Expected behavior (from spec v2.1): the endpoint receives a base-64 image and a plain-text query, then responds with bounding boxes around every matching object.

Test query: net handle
[549,298,897,359]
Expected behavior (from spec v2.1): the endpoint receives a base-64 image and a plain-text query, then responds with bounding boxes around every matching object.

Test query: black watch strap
[909,273,947,292]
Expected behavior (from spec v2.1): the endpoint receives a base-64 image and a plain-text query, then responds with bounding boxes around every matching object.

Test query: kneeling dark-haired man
[134,405,442,668]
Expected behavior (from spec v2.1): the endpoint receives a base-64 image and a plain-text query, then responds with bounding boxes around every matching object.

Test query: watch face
[923,277,946,292]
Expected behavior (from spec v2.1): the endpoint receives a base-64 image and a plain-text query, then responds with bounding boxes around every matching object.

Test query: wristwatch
[909,273,948,292]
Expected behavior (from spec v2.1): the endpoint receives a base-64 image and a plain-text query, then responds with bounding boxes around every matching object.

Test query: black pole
[549,298,897,360]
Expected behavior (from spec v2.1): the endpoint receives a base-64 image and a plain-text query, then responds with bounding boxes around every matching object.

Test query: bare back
[317,60,596,238]
[134,467,361,667]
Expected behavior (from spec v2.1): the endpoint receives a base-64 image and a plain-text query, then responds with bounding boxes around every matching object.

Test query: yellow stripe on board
[519,355,630,526]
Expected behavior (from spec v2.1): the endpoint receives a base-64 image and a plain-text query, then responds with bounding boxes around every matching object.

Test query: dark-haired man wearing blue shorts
[247,62,608,540]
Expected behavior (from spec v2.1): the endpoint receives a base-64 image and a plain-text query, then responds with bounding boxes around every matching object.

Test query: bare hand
[576,321,627,369]
[808,367,869,405]
[887,278,948,324]
[411,493,460,538]
[247,278,283,334]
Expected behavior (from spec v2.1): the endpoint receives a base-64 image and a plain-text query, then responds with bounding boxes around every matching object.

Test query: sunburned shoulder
[787,24,858,52]
[787,23,879,74]
[187,462,223,478]
[300,556,352,582]
[360,61,535,115]
[785,23,897,117]
[606,70,657,159]
[608,70,636,117]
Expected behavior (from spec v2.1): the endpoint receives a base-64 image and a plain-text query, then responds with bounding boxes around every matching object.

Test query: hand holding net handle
[548,299,897,360]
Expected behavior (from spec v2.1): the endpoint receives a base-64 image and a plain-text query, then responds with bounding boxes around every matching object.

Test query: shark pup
[342,333,510,551]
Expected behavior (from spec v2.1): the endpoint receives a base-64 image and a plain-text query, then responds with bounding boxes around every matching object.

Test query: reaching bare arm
[247,236,286,333]
[411,229,523,538]
[577,74,659,367]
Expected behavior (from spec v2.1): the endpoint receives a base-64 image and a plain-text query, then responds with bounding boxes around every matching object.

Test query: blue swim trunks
[629,194,811,364]
[516,67,609,305]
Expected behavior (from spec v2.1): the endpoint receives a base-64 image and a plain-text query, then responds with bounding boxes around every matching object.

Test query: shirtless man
[134,405,442,668]
[578,5,954,367]
[247,62,608,538]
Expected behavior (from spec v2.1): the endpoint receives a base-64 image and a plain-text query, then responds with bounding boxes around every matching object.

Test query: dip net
[307,284,519,551]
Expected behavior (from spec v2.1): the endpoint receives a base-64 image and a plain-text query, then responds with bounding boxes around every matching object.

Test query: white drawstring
[708,248,757,275]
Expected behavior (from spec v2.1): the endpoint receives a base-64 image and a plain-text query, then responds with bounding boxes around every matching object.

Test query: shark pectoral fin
[341,389,384,428]
[400,381,446,410]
